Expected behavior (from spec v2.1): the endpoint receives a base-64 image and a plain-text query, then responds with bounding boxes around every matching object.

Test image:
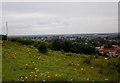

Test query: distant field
[2,41,120,81]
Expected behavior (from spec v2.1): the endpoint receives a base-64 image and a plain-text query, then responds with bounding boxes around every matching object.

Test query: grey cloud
[2,2,118,35]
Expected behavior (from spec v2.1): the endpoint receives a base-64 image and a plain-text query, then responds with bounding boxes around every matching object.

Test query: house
[96,45,120,58]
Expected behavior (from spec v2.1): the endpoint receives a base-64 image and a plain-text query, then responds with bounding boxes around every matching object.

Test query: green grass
[2,41,120,81]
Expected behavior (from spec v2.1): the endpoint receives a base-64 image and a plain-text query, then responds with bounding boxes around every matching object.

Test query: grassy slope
[2,41,119,81]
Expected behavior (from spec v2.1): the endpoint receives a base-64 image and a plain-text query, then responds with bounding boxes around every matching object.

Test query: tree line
[51,39,97,55]
[6,38,97,55]
[2,34,119,55]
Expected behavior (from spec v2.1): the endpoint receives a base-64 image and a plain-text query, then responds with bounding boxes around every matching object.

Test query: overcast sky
[2,2,118,35]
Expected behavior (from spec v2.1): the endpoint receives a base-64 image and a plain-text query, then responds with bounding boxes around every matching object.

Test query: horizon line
[0,32,118,36]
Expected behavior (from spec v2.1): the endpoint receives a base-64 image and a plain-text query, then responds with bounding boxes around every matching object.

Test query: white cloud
[2,2,118,35]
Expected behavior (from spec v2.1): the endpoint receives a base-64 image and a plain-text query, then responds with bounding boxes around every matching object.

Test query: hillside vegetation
[2,41,120,81]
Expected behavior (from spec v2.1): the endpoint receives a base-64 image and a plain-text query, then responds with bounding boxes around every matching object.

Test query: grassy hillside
[2,41,120,81]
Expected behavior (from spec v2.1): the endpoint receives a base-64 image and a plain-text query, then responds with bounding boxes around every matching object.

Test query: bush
[37,42,48,53]
[65,53,73,56]
[34,41,41,48]
[63,40,73,52]
[20,40,34,45]
[10,38,48,53]
[10,38,22,42]
[83,56,92,64]
[10,38,34,46]
[51,39,64,51]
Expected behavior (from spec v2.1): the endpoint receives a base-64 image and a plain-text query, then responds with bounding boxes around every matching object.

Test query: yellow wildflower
[45,72,49,74]
[34,68,37,70]
[25,64,28,66]
[55,74,58,77]
[48,76,50,78]
[81,68,84,71]
[21,77,23,79]
[36,70,39,73]
[35,75,37,77]
[25,76,28,79]
[91,67,94,69]
[32,62,35,64]
[31,72,33,74]
[87,77,89,80]
[40,73,43,76]
[105,78,108,80]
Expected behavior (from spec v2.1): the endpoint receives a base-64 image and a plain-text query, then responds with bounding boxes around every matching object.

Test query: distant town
[8,33,118,41]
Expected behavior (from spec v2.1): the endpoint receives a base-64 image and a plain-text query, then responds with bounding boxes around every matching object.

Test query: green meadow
[2,40,120,81]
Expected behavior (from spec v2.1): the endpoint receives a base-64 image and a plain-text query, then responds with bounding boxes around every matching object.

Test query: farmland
[2,40,120,81]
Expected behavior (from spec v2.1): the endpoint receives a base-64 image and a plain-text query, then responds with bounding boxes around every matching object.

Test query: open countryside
[1,2,119,82]
[2,33,120,81]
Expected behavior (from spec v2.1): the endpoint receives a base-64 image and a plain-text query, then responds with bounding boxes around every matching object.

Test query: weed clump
[83,55,92,64]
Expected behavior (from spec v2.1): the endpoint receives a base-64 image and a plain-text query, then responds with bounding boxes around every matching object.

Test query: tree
[63,40,73,52]
[52,39,64,51]
[2,35,7,40]
[37,42,48,53]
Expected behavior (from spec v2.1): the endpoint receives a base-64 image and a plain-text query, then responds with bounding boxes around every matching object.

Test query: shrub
[63,40,73,52]
[83,55,92,64]
[10,38,22,42]
[34,41,41,48]
[51,39,64,51]
[20,40,34,45]
[37,42,48,53]
[65,53,73,56]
